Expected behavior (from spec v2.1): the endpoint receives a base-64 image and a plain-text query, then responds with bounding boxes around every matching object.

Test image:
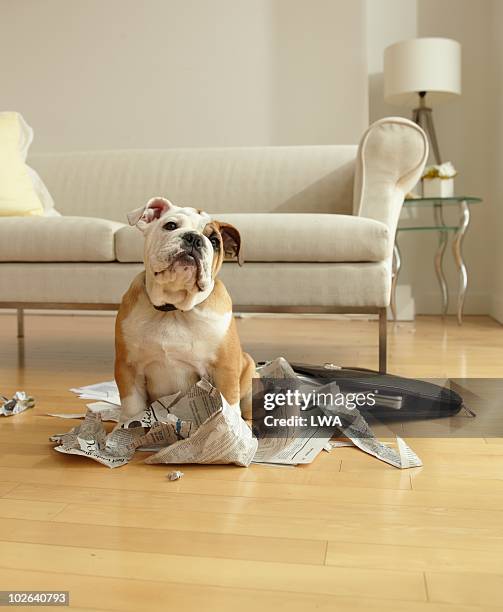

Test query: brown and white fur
[115,197,255,421]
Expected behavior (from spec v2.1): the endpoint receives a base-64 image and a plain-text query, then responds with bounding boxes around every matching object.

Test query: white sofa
[0,117,428,371]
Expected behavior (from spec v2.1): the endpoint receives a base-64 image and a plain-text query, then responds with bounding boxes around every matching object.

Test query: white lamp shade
[384,38,461,106]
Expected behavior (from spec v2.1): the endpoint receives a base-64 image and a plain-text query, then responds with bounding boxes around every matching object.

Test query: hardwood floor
[1,312,503,611]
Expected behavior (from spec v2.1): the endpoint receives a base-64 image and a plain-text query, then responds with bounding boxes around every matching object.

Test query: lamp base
[412,92,442,164]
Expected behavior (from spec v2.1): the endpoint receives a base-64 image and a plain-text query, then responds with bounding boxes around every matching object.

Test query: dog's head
[128,197,242,308]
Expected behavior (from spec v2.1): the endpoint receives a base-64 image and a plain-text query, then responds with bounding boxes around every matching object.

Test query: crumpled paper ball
[0,391,35,416]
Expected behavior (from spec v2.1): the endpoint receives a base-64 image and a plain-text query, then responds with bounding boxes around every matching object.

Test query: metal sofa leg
[17,308,24,339]
[378,308,387,374]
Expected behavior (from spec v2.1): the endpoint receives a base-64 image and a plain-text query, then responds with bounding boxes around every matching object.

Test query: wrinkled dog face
[128,197,241,296]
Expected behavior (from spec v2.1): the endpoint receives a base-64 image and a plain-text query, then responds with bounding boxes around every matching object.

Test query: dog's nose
[182,232,203,250]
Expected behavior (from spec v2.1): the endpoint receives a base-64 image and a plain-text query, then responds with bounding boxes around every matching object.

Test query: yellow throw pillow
[0,112,44,216]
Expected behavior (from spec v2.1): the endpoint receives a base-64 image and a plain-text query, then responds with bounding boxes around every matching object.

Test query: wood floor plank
[411,473,503,494]
[6,481,321,515]
[326,541,503,574]
[426,571,503,607]
[0,541,427,602]
[0,451,412,489]
[0,465,417,500]
[2,479,489,548]
[173,470,412,497]
[7,477,503,516]
[0,567,491,612]
[0,498,66,521]
[0,461,408,500]
[0,468,412,506]
[50,500,503,548]
[0,465,186,493]
[0,517,326,565]
[401,437,503,452]
[0,481,19,496]
[341,455,503,479]
[484,437,503,445]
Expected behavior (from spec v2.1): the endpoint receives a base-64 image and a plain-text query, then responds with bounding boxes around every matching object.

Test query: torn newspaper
[47,401,121,422]
[253,358,334,465]
[50,357,421,469]
[51,411,164,468]
[1,391,35,417]
[70,381,120,405]
[254,357,422,469]
[51,379,257,468]
[145,383,257,467]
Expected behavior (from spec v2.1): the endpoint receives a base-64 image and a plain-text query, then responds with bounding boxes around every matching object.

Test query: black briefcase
[289,363,473,420]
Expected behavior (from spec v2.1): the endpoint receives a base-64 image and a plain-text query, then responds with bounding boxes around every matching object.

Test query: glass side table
[392,196,482,325]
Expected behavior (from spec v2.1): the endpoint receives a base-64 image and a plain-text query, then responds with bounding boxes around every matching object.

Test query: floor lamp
[384,38,461,164]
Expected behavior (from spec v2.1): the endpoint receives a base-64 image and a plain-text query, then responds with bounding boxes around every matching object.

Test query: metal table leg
[453,200,470,325]
[17,308,24,338]
[379,308,387,373]
[433,203,449,316]
[391,242,401,321]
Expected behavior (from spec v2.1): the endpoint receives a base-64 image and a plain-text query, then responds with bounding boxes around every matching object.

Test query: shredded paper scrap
[1,391,35,417]
[49,358,422,470]
[253,358,422,469]
[51,378,257,468]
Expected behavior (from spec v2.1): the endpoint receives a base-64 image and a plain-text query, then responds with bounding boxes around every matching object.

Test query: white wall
[490,0,503,322]
[366,0,417,123]
[0,0,368,152]
[366,0,418,319]
[416,0,492,316]
[367,0,494,316]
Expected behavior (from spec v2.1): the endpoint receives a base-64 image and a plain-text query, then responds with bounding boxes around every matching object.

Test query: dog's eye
[209,235,220,250]
[163,221,177,231]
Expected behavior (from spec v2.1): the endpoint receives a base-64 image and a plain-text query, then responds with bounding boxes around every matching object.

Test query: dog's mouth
[153,251,207,290]
[154,250,200,276]
[176,250,200,265]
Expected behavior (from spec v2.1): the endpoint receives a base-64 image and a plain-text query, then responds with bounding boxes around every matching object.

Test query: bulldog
[114,197,255,421]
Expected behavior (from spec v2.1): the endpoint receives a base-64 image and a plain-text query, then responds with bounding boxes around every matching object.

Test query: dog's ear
[127,197,172,231]
[218,222,243,266]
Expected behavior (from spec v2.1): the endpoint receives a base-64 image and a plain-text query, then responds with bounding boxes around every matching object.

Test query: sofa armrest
[353,117,428,258]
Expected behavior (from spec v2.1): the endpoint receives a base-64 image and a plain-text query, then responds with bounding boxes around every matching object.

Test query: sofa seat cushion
[0,216,124,262]
[0,261,390,307]
[115,213,390,263]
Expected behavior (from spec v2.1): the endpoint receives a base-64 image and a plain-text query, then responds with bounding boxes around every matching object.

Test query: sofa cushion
[0,261,390,307]
[0,216,124,262]
[115,213,390,263]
